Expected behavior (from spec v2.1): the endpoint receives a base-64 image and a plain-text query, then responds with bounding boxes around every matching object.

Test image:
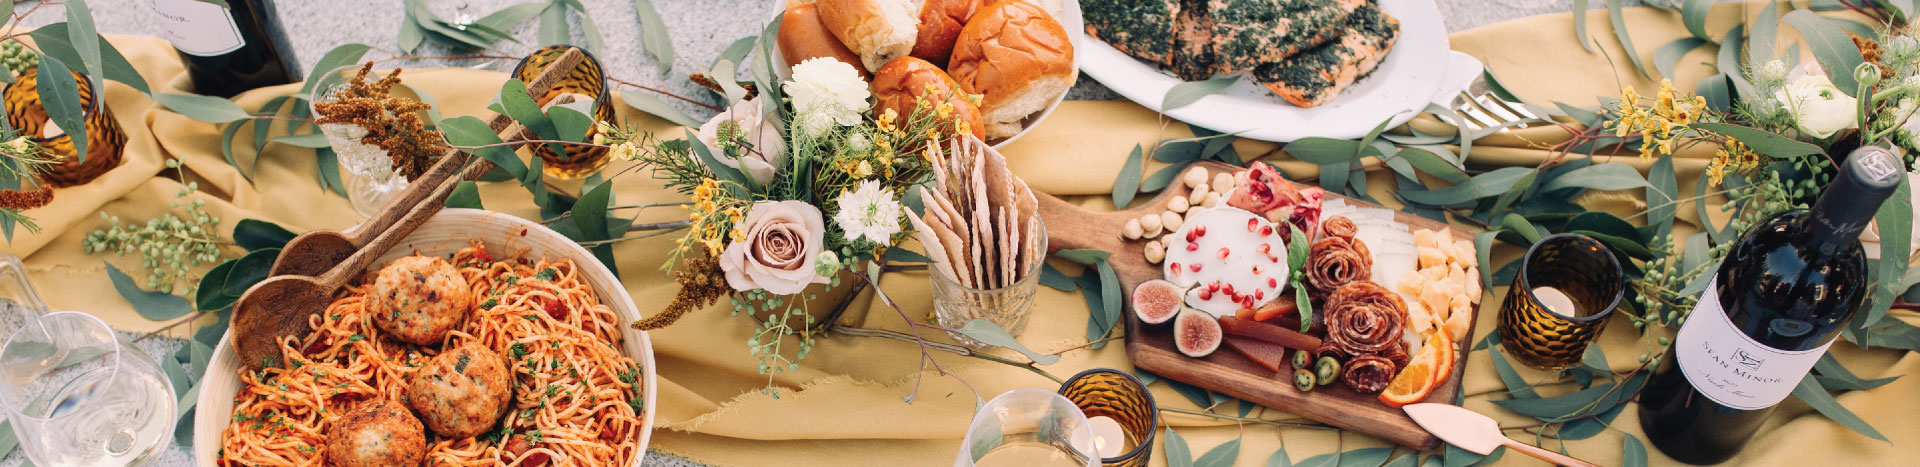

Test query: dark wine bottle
[144,0,297,97]
[1637,146,1904,465]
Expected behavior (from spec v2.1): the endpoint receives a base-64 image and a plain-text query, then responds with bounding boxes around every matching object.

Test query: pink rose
[720,200,830,295]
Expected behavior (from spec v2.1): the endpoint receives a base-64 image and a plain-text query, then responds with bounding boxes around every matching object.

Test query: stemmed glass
[0,255,175,466]
[957,389,1099,467]
[309,64,411,217]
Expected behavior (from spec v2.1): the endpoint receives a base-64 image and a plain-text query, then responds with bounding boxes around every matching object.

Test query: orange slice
[1380,334,1450,408]
[1426,333,1456,388]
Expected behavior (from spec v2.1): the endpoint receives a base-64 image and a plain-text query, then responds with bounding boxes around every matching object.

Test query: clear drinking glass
[309,64,410,217]
[957,388,1098,467]
[0,257,174,466]
[932,222,1047,347]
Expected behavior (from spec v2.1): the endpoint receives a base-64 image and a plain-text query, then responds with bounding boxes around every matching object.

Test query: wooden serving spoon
[232,157,497,372]
[267,47,588,278]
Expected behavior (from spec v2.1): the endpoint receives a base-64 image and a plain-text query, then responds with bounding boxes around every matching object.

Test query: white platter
[1074,0,1451,142]
[192,209,658,466]
[765,0,1083,148]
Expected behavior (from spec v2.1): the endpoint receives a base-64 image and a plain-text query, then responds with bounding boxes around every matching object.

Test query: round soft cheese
[1161,207,1290,317]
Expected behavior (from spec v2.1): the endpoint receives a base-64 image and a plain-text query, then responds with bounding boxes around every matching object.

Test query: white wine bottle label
[1675,277,1833,410]
[145,0,245,56]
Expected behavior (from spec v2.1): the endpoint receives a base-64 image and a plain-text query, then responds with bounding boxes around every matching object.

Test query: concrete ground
[0,0,1638,465]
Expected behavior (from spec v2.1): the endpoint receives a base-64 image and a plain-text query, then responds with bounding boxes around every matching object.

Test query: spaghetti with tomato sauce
[219,242,646,466]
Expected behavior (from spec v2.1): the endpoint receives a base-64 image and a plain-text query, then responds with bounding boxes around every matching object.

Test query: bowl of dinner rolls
[773,0,1081,147]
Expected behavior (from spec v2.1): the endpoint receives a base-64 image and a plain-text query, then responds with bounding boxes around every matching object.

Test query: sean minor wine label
[1674,278,1832,410]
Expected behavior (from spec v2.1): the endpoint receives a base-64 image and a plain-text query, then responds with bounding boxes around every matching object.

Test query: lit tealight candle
[1086,416,1126,459]
[1532,286,1580,318]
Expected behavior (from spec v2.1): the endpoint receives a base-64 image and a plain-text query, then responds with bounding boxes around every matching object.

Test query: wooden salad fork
[266,47,588,278]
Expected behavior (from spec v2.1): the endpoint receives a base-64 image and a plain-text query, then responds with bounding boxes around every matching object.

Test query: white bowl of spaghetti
[192,209,657,466]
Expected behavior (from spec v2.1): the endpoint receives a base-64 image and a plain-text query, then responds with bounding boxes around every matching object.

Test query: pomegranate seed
[1206,282,1220,292]
[1196,225,1208,237]
[1252,265,1265,275]
[1190,263,1203,272]
[1268,278,1279,288]
[1186,242,1200,252]
[1169,263,1182,274]
[1222,283,1236,295]
[1259,225,1273,236]
[1185,229,1200,243]
[1247,218,1259,232]
[1255,290,1265,300]
[1270,255,1280,263]
[1216,247,1231,260]
[1258,243,1271,254]
[1198,289,1213,300]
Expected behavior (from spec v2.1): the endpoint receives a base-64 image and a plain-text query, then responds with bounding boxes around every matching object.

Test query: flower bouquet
[611,57,978,377]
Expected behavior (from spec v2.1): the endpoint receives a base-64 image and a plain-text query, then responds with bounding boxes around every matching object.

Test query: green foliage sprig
[82,158,226,294]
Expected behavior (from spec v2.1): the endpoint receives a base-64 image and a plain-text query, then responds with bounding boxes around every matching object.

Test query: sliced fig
[1173,308,1223,358]
[1134,279,1184,325]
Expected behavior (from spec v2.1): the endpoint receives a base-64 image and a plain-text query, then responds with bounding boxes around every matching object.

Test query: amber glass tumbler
[1057,369,1157,467]
[511,45,613,180]
[1497,233,1623,370]
[3,68,125,187]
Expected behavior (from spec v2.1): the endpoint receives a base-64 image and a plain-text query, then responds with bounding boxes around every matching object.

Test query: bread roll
[908,0,981,67]
[947,0,1075,139]
[816,0,920,72]
[871,56,986,139]
[779,2,871,79]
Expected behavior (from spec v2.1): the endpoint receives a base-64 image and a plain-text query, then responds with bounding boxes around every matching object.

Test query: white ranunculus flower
[783,57,869,138]
[833,180,903,244]
[1895,98,1920,143]
[1774,71,1858,139]
[696,97,787,184]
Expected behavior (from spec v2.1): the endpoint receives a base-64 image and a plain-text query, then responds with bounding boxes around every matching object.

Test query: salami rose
[1319,216,1358,242]
[1322,281,1407,356]
[1342,356,1397,393]
[1306,237,1373,298]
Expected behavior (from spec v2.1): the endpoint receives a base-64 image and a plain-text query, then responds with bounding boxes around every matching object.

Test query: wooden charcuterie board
[1037,161,1479,449]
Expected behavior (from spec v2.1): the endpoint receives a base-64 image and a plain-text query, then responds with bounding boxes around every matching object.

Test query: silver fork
[1450,78,1544,132]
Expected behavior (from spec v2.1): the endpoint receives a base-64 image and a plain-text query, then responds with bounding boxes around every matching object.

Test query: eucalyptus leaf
[1296,452,1339,467]
[1398,147,1467,183]
[1605,0,1651,78]
[475,2,547,33]
[556,0,606,52]
[633,0,676,74]
[714,35,758,71]
[63,0,104,86]
[439,116,526,180]
[221,249,278,298]
[398,9,427,53]
[269,132,330,149]
[1654,37,1708,79]
[1039,263,1078,291]
[155,93,252,123]
[538,2,570,50]
[1781,11,1865,97]
[446,180,484,209]
[1791,374,1886,441]
[1554,404,1623,440]
[1285,138,1364,165]
[1194,438,1243,467]
[1113,144,1145,208]
[1690,123,1824,159]
[1164,76,1238,110]
[1268,444,1292,467]
[1142,161,1190,193]
[195,260,237,312]
[1572,0,1591,53]
[1681,0,1714,42]
[1865,177,1912,328]
[36,56,88,159]
[1381,453,1418,467]
[1647,154,1678,232]
[1697,74,1731,112]
[1748,2,1779,69]
[1858,316,1920,351]
[1165,427,1194,467]
[29,23,148,96]
[1717,24,1756,98]
[300,44,375,98]
[1490,345,1539,399]
[105,262,192,321]
[1500,213,1542,244]
[1096,259,1122,343]
[1399,167,1532,205]
[1337,447,1393,467]
[958,319,1062,364]
[1621,435,1648,467]
[1814,353,1900,390]
[1053,249,1112,265]
[232,219,295,252]
[1539,163,1649,192]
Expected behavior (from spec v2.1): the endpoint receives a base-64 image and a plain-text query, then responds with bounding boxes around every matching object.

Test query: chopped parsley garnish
[527,429,545,444]
[347,334,365,343]
[456,355,472,374]
[510,343,530,360]
[534,268,557,281]
[481,298,498,310]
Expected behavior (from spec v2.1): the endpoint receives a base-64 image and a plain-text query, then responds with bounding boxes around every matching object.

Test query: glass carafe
[0,255,175,466]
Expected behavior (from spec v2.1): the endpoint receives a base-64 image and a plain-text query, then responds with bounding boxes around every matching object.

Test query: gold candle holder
[3,67,125,187]
[1056,369,1157,467]
[1497,233,1623,370]
[511,45,613,180]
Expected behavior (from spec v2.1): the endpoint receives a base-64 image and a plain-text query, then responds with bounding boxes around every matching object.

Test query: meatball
[368,256,473,345]
[406,343,513,438]
[325,399,426,467]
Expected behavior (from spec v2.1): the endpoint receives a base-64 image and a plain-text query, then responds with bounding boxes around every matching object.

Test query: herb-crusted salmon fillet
[1170,0,1216,80]
[1251,5,1398,108]
[1209,0,1364,75]
[1083,0,1181,67]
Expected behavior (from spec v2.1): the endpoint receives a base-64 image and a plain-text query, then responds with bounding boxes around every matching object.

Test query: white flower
[783,57,869,138]
[696,97,787,184]
[1774,69,1858,139]
[1755,60,1789,88]
[833,180,903,244]
[1897,98,1920,141]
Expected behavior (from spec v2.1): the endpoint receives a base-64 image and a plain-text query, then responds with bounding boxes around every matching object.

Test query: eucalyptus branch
[827,324,1066,384]
[1157,406,1337,430]
[540,202,692,224]
[608,76,725,112]
[134,310,213,343]
[573,227,685,247]
[627,220,692,232]
[853,270,986,403]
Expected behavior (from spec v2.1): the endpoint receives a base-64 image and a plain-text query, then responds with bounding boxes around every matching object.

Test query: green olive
[1315,356,1341,386]
[1291,349,1312,369]
[1292,368,1316,392]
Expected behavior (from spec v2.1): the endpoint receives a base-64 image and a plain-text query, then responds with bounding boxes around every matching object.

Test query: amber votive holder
[1497,233,1623,371]
[511,44,613,180]
[3,67,125,187]
[1057,369,1157,467]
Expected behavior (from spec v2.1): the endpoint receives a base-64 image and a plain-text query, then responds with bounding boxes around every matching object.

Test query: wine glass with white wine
[0,269,175,467]
[957,389,1099,467]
